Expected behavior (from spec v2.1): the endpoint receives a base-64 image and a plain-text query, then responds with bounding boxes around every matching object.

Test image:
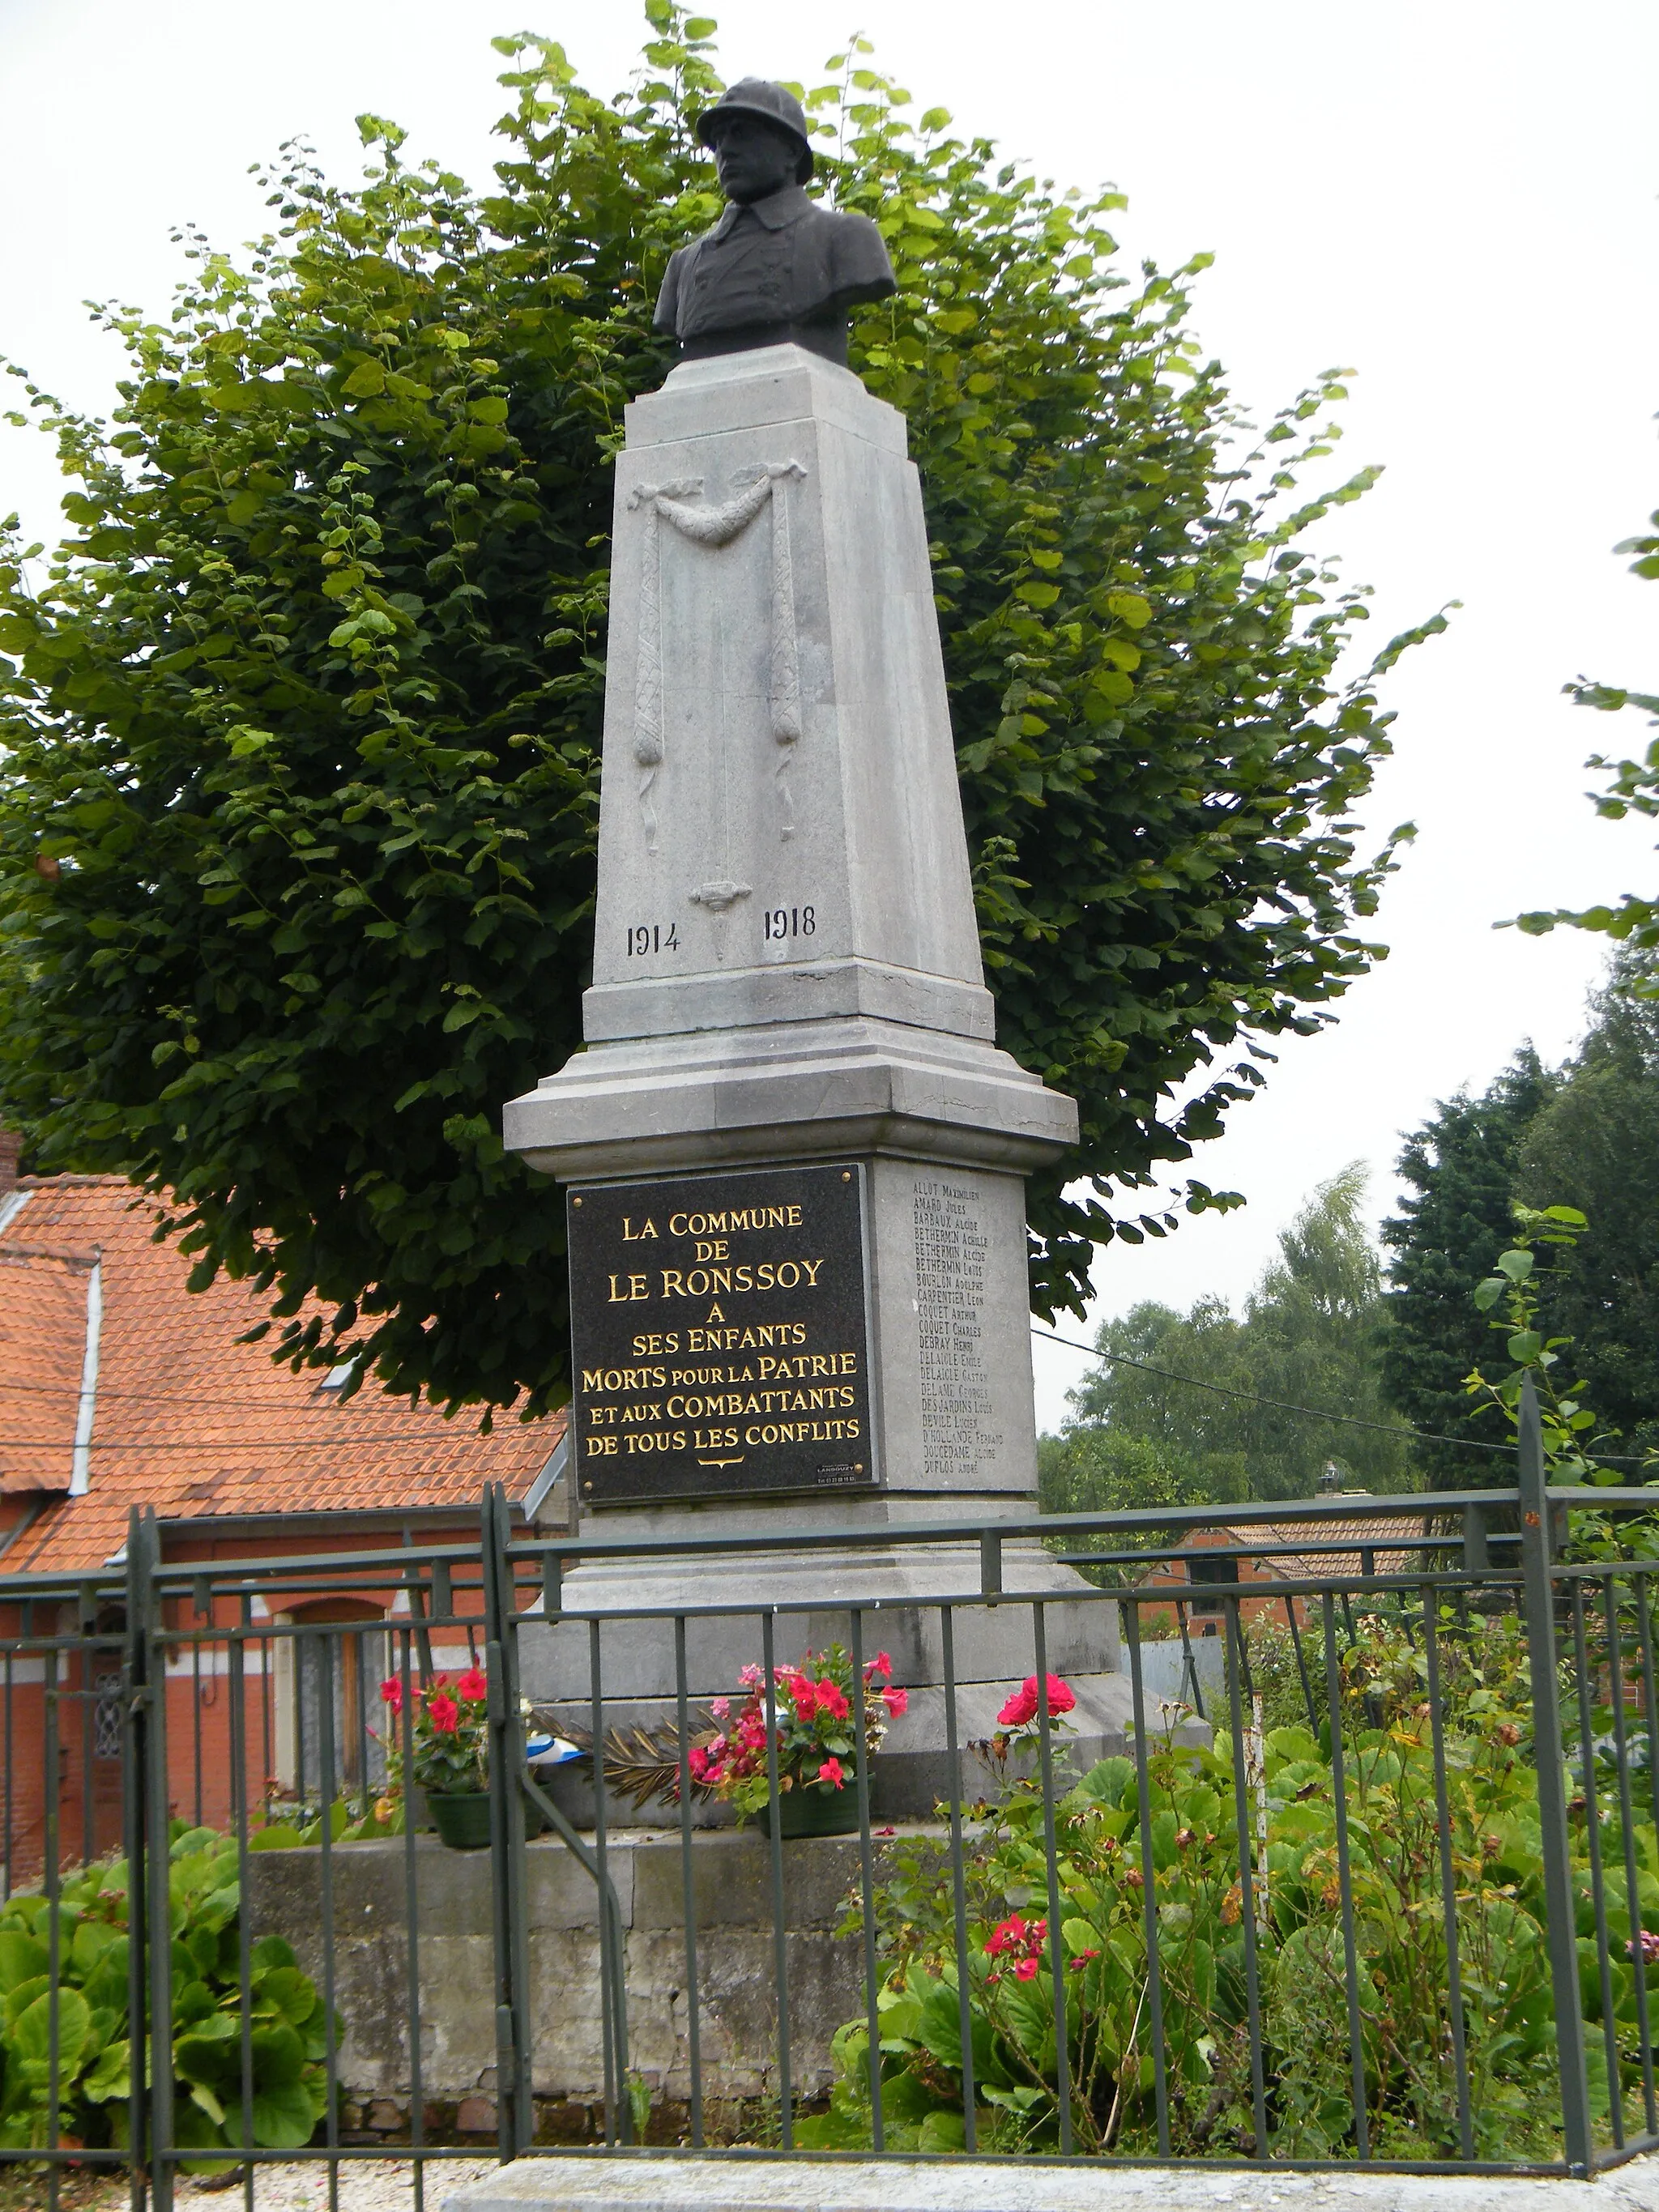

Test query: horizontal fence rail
[2,1392,1658,2201]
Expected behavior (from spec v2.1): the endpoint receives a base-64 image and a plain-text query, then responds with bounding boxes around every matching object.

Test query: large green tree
[1379,1049,1555,1483]
[1514,950,1659,1454]
[0,13,1433,1416]
[1517,504,1659,966]
[1060,1166,1411,1500]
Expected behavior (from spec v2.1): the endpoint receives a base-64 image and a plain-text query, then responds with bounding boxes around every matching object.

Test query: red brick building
[1137,1509,1435,1636]
[0,1159,565,1880]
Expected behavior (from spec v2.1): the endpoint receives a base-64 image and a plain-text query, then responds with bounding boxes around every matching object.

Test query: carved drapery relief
[626,462,806,855]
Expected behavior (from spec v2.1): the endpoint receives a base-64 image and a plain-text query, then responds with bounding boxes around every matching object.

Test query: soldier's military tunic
[654,183,896,366]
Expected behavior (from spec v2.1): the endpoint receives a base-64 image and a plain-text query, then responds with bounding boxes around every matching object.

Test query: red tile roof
[0,1178,562,1572]
[1166,1511,1433,1583]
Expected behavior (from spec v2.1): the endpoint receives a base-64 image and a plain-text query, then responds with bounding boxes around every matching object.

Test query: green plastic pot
[756,1781,862,1839]
[427,1788,546,1849]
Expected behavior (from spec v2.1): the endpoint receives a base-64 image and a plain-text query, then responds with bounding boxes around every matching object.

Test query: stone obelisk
[501,339,1141,1805]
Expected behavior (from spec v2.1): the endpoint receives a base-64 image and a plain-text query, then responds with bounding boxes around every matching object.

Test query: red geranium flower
[996,1673,1077,1728]
[378,1677,403,1712]
[456,1667,488,1702]
[428,1694,460,1734]
[813,1680,849,1721]
[789,1676,820,1720]
[817,1756,847,1789]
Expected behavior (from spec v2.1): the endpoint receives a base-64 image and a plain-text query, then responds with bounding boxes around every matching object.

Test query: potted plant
[378,1664,538,1849]
[689,1644,907,1838]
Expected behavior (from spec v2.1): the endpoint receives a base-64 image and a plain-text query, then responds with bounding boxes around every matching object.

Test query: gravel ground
[170,2159,487,2210]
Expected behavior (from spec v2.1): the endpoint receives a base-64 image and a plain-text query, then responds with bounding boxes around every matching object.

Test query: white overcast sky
[2,1,1656,1430]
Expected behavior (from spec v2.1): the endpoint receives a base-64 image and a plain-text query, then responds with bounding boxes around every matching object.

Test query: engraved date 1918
[763,906,815,941]
[626,923,679,956]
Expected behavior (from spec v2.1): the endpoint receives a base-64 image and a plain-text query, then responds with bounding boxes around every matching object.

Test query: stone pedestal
[503,345,1118,1792]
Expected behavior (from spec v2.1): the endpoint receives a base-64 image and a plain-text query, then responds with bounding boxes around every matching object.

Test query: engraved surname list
[913,1175,1001,1481]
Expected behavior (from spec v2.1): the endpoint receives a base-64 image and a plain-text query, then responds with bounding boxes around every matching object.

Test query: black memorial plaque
[566,1162,879,1507]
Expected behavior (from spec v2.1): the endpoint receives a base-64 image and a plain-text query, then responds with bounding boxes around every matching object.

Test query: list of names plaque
[566,1163,878,1507]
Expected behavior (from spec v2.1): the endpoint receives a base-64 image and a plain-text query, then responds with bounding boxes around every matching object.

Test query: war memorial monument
[504,80,1136,1805]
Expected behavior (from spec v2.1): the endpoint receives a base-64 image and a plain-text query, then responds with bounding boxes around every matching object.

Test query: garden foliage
[0,1822,335,2170]
[0,6,1435,1414]
[804,1614,1642,2162]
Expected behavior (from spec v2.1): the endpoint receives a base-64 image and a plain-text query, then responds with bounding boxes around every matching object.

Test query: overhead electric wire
[1031,1327,1655,1469]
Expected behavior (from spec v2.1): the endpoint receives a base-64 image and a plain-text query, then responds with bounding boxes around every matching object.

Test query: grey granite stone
[443,2156,1659,2212]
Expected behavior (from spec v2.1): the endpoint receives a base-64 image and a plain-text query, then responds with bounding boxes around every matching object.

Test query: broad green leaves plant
[0,6,1434,1415]
[807,1622,1627,2162]
[0,1824,335,2171]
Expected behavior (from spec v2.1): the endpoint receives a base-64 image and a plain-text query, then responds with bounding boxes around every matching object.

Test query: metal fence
[3,1382,1658,2204]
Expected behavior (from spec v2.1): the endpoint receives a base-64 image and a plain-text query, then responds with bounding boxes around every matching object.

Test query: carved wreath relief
[626,462,807,881]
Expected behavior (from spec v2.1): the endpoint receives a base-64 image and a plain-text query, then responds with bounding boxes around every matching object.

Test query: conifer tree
[1380,1049,1553,1482]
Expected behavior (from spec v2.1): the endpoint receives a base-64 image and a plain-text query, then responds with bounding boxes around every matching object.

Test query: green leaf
[341,360,386,398]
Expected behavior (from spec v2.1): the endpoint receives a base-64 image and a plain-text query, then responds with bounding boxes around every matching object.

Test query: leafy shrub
[804,1624,1644,2162]
[0,1822,336,2172]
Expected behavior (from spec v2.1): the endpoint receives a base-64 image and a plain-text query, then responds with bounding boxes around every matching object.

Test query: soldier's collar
[710,183,813,239]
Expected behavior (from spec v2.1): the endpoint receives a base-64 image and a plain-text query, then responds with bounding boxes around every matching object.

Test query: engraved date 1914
[763,905,815,942]
[626,923,679,956]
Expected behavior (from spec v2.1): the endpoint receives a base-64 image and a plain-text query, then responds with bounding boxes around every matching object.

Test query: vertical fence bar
[1517,1376,1593,2175]
[122,1512,151,2212]
[940,1605,977,2151]
[849,1610,884,2152]
[79,1601,96,1869]
[1571,1582,1623,2150]
[590,1615,619,2144]
[145,1522,177,2212]
[1421,1586,1474,2157]
[43,1639,62,2212]
[1603,1571,1657,2134]
[1224,1595,1270,2156]
[672,1616,704,2147]
[318,1635,341,2212]
[760,1610,792,2149]
[1320,1595,1369,2159]
[396,1621,427,2212]
[1030,1605,1073,2156]
[229,1597,256,2206]
[483,1485,534,2159]
[2,1641,12,1905]
[1124,1600,1171,2154]
[1174,1597,1205,1722]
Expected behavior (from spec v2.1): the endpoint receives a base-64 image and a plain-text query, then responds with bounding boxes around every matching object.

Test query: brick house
[1137,1508,1435,1638]
[0,1155,565,1880]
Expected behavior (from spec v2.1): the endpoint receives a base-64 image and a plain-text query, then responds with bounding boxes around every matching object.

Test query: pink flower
[1631,1930,1659,1965]
[710,1697,730,1720]
[985,1914,1047,1959]
[882,1686,908,1719]
[817,1756,847,1789]
[813,1680,849,1721]
[456,1667,488,1703]
[865,1652,893,1681]
[1015,1957,1042,1981]
[737,1715,768,1750]
[739,1664,764,1688]
[689,1744,725,1784]
[379,1677,403,1712]
[1068,1950,1102,1972]
[996,1674,1078,1728]
[428,1694,460,1734]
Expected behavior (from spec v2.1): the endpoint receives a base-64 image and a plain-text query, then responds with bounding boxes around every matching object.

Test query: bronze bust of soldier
[655,79,897,368]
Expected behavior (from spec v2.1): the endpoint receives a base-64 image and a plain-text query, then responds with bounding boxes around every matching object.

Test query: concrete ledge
[441,2150,1659,2212]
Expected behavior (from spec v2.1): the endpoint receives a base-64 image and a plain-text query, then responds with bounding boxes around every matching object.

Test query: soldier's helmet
[695,79,815,183]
